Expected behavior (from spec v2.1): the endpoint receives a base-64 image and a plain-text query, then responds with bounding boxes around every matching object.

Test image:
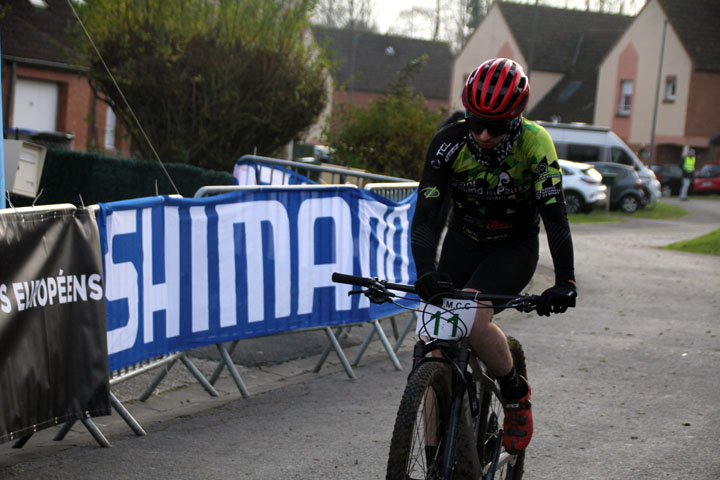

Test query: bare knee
[469,304,494,337]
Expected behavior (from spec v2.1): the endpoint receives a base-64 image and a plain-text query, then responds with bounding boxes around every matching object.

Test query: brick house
[1,0,129,154]
[594,0,720,165]
[308,26,453,144]
[451,2,631,124]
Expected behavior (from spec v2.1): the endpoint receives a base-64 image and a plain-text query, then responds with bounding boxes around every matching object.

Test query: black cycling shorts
[437,227,539,301]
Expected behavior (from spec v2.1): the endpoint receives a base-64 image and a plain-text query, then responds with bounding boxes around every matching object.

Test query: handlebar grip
[331,272,373,287]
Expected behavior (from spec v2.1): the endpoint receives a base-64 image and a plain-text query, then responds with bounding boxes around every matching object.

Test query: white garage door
[13,77,58,132]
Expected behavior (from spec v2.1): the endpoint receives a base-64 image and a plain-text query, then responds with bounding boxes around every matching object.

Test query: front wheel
[475,336,527,480]
[386,362,452,480]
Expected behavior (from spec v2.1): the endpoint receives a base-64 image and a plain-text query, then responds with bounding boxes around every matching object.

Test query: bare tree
[385,0,642,50]
[389,0,493,51]
[577,0,644,13]
[314,0,376,30]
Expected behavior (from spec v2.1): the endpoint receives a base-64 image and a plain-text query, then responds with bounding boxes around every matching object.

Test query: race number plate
[415,299,477,340]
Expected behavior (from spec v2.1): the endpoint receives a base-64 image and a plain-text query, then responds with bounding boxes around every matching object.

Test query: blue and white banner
[233,159,315,185]
[97,186,418,371]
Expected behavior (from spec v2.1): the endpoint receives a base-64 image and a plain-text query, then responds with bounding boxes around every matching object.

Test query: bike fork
[438,349,470,479]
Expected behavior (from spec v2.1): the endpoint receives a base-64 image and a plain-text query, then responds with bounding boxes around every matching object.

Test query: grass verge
[663,228,720,256]
[568,201,687,223]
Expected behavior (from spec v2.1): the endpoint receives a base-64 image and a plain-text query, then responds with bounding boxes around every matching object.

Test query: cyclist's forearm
[540,202,575,284]
[411,221,439,276]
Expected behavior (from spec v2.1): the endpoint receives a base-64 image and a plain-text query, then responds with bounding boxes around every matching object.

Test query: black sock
[497,366,527,400]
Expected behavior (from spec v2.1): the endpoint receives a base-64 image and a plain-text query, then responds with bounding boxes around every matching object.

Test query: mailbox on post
[601,173,617,213]
[3,139,47,198]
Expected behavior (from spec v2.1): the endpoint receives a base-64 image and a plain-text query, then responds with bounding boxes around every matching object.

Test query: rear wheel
[620,194,640,213]
[476,336,527,479]
[564,191,584,214]
[386,362,452,480]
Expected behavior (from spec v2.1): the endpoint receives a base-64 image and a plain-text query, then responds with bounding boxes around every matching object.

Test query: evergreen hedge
[8,149,234,207]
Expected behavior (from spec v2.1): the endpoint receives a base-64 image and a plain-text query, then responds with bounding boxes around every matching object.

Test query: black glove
[414,272,454,305]
[537,281,577,316]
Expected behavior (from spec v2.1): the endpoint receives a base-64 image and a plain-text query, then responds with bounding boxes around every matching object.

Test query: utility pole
[649,19,669,166]
[527,0,539,79]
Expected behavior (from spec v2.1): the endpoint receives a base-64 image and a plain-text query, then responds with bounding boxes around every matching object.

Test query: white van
[537,121,661,204]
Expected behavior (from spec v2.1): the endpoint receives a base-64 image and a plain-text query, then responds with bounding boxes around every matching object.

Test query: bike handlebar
[331,272,541,311]
[332,272,415,294]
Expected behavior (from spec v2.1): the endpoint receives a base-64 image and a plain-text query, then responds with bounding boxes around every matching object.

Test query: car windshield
[698,164,720,178]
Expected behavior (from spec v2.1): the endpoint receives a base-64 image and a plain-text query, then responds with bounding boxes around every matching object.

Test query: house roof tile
[497,2,631,73]
[658,0,720,72]
[0,0,83,68]
[312,26,453,100]
[494,2,631,123]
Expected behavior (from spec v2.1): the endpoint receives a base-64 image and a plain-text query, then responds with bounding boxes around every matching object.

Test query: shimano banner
[97,187,418,371]
[0,208,110,444]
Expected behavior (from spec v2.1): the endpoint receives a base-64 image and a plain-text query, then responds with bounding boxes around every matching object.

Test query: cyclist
[410,58,577,453]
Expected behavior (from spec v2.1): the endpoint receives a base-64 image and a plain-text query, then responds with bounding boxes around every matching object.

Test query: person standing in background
[680,146,696,200]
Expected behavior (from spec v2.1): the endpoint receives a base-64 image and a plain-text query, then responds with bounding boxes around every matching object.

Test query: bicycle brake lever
[514,295,539,313]
[367,285,394,304]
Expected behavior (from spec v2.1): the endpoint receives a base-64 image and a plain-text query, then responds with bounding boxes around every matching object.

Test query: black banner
[0,207,110,444]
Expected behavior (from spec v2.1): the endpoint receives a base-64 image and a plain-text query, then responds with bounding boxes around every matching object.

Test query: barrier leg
[320,327,356,379]
[389,316,400,340]
[12,433,32,449]
[371,320,403,371]
[353,325,377,366]
[139,358,178,401]
[209,340,240,385]
[54,419,76,441]
[110,391,146,436]
[215,343,249,398]
[80,415,111,448]
[180,353,219,397]
[313,327,345,373]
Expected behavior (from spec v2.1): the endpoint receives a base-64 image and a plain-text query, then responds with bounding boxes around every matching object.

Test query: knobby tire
[386,362,452,480]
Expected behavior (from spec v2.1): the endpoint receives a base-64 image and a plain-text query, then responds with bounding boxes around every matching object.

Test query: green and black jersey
[411,117,575,284]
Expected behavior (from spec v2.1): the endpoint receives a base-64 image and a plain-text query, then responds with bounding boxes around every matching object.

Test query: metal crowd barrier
[100,164,420,444]
[232,154,415,187]
[189,172,420,396]
[2,158,421,448]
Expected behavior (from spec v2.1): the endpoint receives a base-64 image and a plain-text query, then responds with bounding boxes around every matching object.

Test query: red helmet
[462,58,530,120]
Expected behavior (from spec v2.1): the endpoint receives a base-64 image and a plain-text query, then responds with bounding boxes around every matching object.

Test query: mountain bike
[332,272,540,480]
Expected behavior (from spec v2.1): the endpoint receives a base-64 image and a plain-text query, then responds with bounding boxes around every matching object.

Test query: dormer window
[385,46,395,56]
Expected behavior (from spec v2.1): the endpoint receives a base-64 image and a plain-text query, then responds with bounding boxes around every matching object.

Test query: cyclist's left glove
[537,281,577,316]
[414,272,454,306]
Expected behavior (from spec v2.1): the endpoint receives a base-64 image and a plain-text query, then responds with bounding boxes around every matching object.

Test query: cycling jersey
[411,117,575,285]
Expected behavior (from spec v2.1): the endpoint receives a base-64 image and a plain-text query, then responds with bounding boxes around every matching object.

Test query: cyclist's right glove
[414,272,454,306]
[537,281,577,316]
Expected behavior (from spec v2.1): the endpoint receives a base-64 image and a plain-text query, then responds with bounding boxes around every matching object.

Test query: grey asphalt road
[1,197,718,479]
